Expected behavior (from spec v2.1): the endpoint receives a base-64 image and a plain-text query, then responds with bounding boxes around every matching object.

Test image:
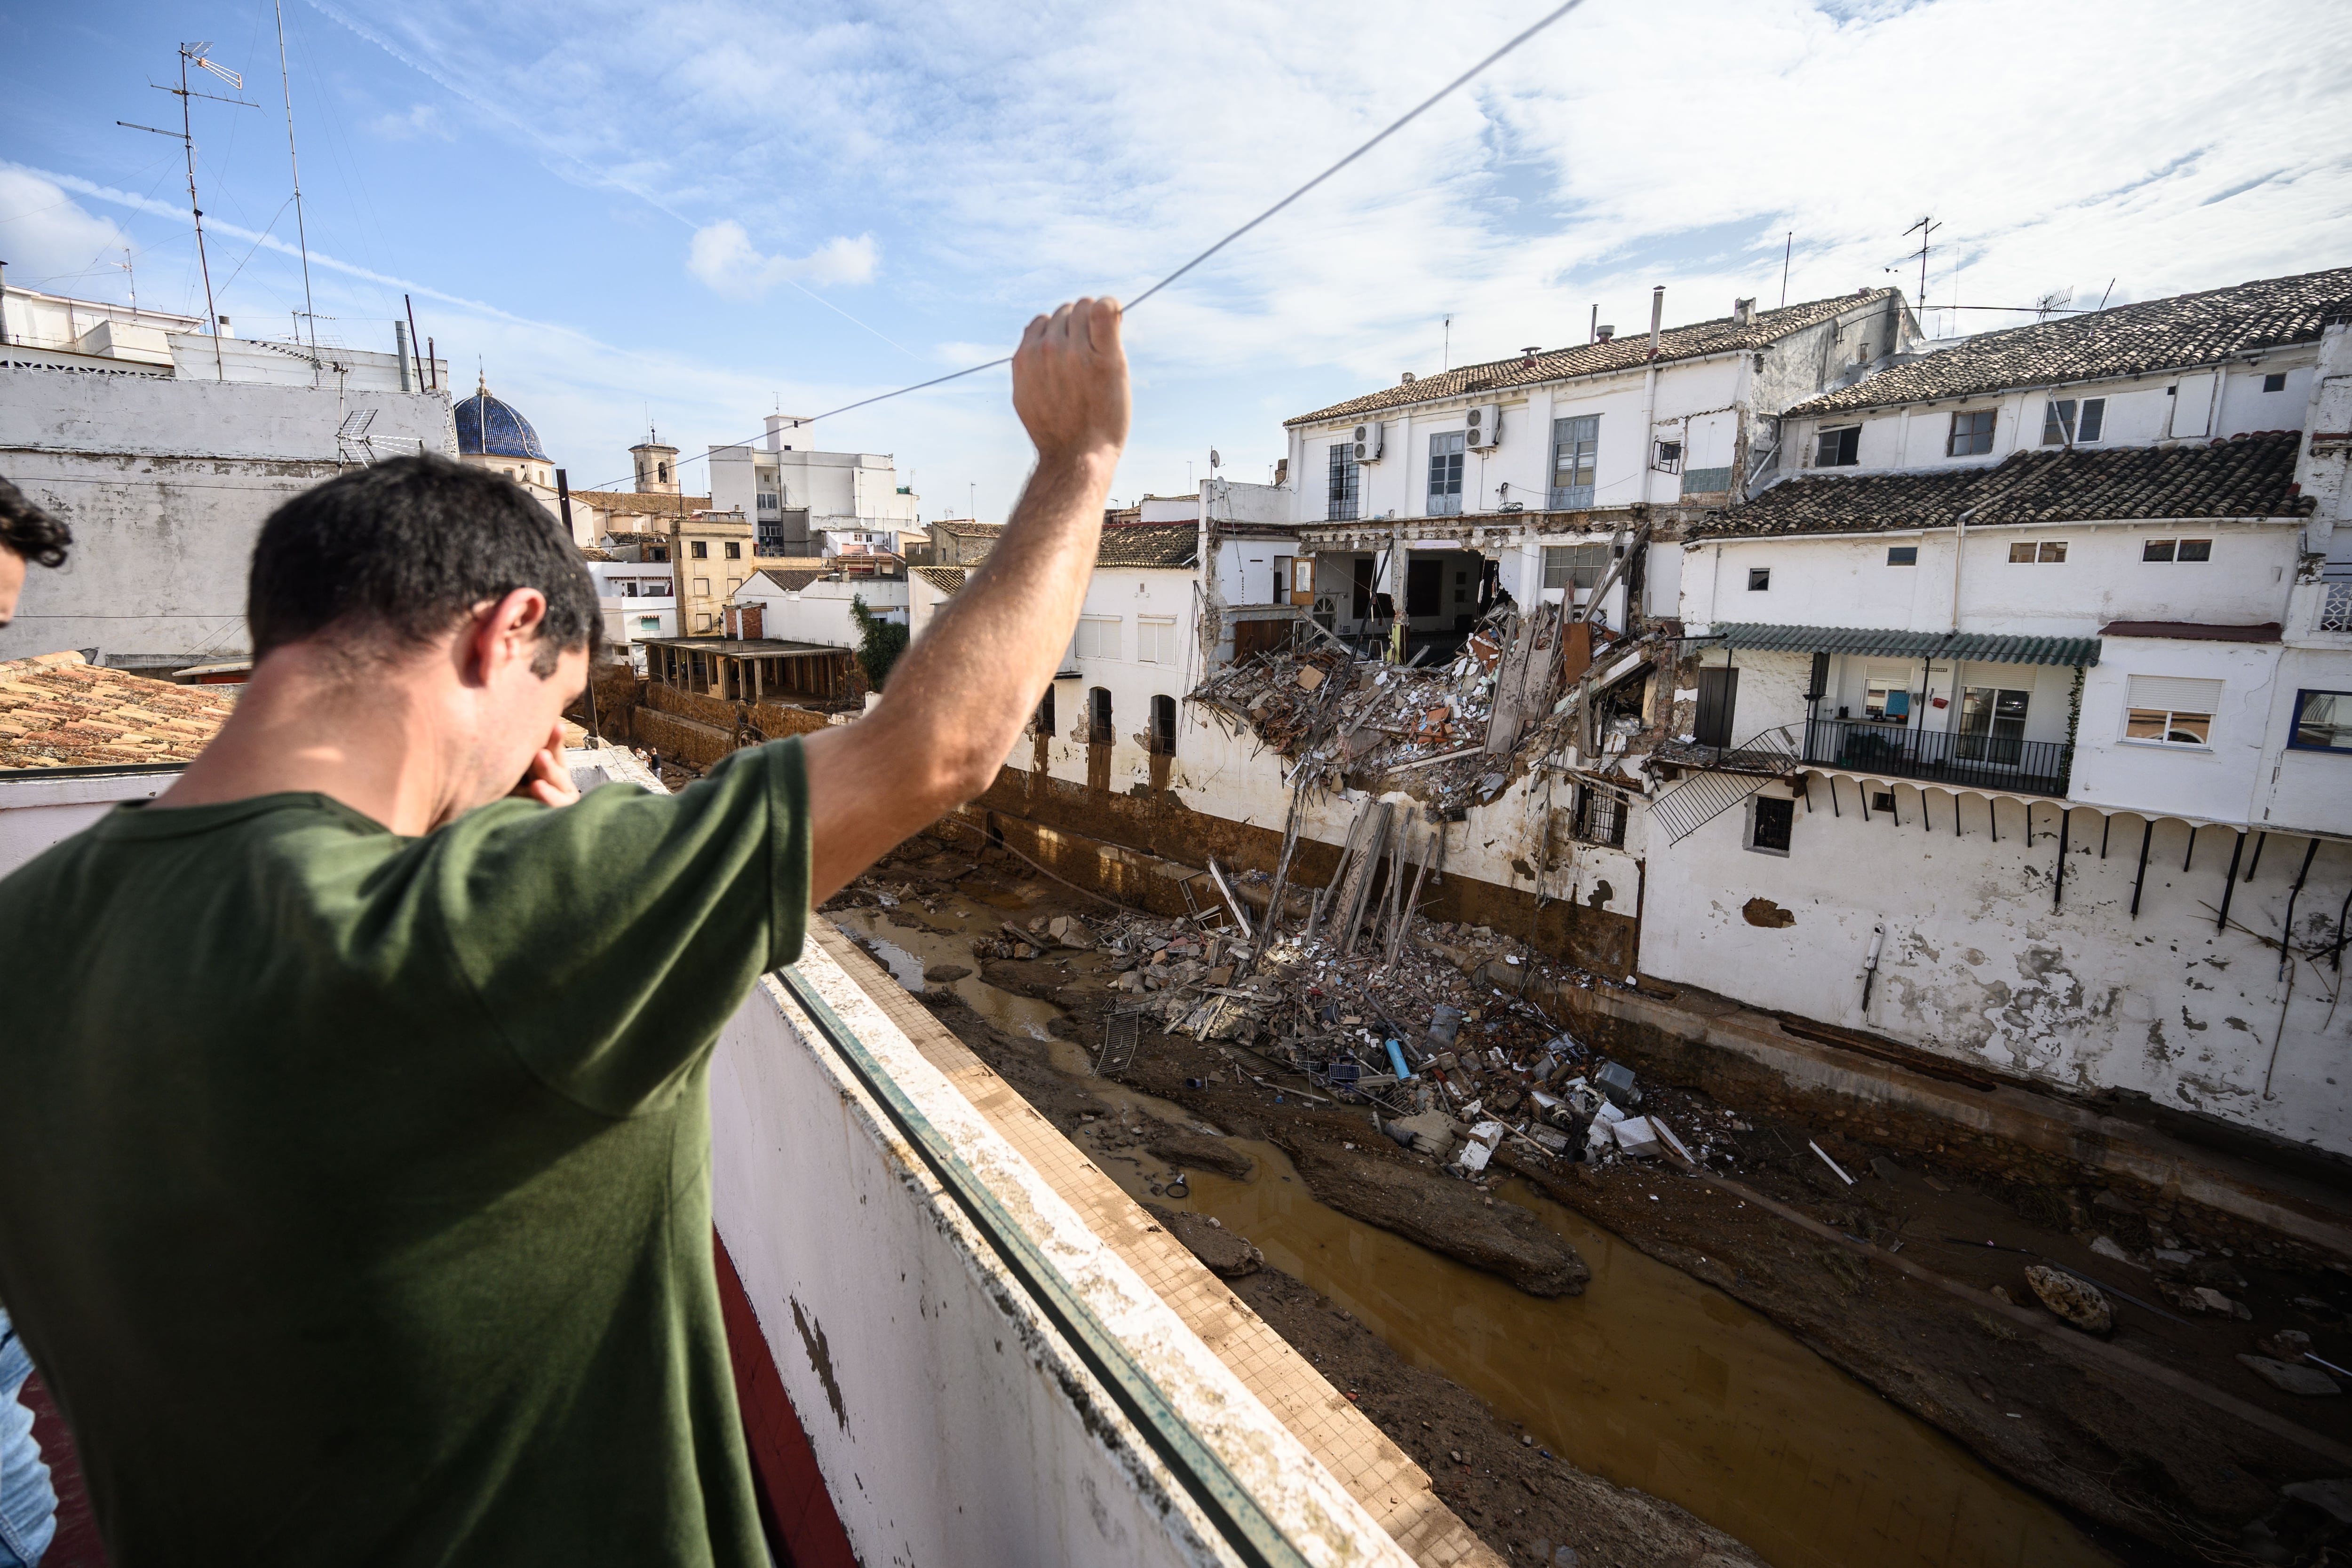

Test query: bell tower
[631,429,680,495]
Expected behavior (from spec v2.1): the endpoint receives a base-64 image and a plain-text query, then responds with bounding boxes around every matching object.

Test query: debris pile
[1188,600,1665,815]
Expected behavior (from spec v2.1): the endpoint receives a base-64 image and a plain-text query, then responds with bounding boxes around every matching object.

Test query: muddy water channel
[826,910,2110,1568]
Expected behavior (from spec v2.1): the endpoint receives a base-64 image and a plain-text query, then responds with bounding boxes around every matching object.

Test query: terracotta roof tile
[1287,289,1902,427]
[1690,431,2312,541]
[0,653,235,770]
[912,565,968,594]
[1788,267,2352,416]
[932,520,1005,539]
[1094,524,1199,569]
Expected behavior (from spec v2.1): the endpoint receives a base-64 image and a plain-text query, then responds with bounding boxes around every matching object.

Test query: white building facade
[707,415,920,558]
[0,289,453,670]
[1643,266,2352,1153]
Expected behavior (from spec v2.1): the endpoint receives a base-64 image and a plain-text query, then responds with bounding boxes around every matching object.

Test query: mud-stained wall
[1640,769,2352,1156]
[967,765,1639,978]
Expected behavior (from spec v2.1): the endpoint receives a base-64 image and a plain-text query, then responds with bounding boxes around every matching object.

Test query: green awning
[1703,623,2100,667]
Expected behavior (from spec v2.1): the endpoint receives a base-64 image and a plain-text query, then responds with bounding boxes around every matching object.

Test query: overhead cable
[579,0,1589,492]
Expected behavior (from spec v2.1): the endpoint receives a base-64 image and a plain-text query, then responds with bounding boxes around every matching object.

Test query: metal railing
[1804,717,2072,797]
[1649,724,1802,843]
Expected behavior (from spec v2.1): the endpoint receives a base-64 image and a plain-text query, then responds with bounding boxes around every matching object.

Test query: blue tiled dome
[454,380,550,462]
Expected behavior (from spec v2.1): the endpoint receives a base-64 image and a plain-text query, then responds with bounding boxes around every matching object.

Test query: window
[1088,687,1114,745]
[1887,546,1917,566]
[638,616,660,632]
[1947,409,1996,456]
[691,540,709,559]
[2042,397,2106,444]
[2143,538,2212,562]
[1815,426,1860,467]
[1871,791,1896,813]
[1033,687,1056,738]
[1272,555,1293,601]
[1427,431,1466,516]
[2008,540,2068,563]
[1748,567,1772,592]
[1550,415,1598,508]
[2263,372,2287,393]
[1959,687,2030,763]
[621,580,639,597]
[1542,544,1609,593]
[1573,784,1626,847]
[724,541,741,559]
[1653,440,1682,473]
[1075,617,1120,660]
[2124,674,2221,747]
[1149,695,1177,755]
[657,461,670,483]
[1864,665,1913,721]
[1747,795,1794,856]
[2291,690,2352,752]
[1137,617,1179,664]
[1326,443,1360,522]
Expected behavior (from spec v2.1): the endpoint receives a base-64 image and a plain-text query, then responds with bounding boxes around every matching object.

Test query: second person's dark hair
[248,455,598,673]
[0,477,72,568]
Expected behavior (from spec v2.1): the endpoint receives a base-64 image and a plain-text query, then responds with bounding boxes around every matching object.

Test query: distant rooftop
[1288,289,1904,427]
[1690,430,2313,542]
[0,652,235,770]
[1786,266,2352,416]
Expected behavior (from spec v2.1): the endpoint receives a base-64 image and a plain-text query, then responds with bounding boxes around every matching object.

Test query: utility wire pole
[119,44,254,380]
[272,0,318,360]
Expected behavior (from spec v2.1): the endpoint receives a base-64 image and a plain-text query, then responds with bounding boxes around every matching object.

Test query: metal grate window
[1550,415,1598,508]
[1326,442,1360,521]
[1573,784,1627,847]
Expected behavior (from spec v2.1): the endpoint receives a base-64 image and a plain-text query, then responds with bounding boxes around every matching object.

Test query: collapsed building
[949,269,2352,1164]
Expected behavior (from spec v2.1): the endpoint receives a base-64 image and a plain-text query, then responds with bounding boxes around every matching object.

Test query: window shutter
[2126,675,2222,714]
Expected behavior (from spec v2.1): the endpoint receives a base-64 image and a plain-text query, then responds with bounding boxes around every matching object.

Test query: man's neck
[158,647,462,834]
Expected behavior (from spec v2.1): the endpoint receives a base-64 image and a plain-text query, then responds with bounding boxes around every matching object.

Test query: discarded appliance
[1592,1060,1641,1109]
[1611,1116,1663,1159]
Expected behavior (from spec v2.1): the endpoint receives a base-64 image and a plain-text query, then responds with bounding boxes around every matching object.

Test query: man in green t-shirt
[0,298,1130,1565]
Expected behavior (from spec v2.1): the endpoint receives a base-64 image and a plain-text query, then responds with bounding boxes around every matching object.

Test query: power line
[578,0,1590,492]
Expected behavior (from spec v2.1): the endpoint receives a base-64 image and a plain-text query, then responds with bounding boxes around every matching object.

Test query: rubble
[1186,598,1665,816]
[2023,1264,2114,1335]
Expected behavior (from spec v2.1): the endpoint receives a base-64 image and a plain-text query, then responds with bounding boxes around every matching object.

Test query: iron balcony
[1804,716,2073,798]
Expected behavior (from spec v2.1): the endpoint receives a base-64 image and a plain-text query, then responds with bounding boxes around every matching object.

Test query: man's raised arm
[799,297,1130,900]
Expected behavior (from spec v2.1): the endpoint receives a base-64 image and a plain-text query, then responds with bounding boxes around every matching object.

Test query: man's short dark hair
[0,477,72,569]
[250,455,599,674]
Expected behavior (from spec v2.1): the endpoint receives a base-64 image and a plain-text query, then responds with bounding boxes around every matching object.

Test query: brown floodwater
[825,905,2113,1568]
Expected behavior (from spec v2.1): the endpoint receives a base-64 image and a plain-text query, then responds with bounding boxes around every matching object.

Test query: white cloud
[0,168,134,297]
[369,103,453,141]
[686,222,878,298]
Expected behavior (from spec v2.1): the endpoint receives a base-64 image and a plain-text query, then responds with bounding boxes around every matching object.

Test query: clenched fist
[1010,297,1130,466]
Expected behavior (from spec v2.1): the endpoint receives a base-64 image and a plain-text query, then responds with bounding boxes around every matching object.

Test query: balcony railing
[1804,717,2072,797]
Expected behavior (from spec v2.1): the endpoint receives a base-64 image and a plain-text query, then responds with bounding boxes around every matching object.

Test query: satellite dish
[1209,448,1222,468]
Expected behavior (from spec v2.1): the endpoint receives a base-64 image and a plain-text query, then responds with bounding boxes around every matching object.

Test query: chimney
[765,415,785,452]
[1595,324,1615,342]
[215,315,234,339]
[1400,371,1416,384]
[1647,287,1664,360]
[1521,345,1541,367]
[1273,457,1288,487]
[1732,297,1755,326]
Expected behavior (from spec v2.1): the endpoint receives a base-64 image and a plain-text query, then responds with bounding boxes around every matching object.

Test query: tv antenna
[116,248,137,312]
[1885,215,1939,314]
[118,43,256,380]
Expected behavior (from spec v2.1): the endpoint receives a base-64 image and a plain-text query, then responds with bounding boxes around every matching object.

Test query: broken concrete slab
[2236,1354,2340,1396]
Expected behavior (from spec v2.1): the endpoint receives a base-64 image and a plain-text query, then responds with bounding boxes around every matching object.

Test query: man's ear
[461,587,551,687]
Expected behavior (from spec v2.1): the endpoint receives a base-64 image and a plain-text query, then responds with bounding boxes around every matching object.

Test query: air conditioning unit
[1352,421,1384,462]
[1466,404,1502,450]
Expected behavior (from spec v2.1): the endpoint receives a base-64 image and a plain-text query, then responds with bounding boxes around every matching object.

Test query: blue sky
[4,0,2344,517]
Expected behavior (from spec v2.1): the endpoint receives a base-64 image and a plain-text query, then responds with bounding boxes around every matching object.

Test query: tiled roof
[912,565,968,594]
[1095,524,1199,569]
[1788,266,2352,416]
[1688,431,2312,541]
[570,491,712,515]
[754,567,831,592]
[1706,624,2100,667]
[933,520,1004,539]
[0,652,236,770]
[1287,289,1902,427]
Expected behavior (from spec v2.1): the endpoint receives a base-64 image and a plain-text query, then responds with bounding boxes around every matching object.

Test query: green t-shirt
[0,739,810,1567]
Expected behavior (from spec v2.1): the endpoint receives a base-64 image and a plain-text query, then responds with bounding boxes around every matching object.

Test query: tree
[850,594,908,691]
